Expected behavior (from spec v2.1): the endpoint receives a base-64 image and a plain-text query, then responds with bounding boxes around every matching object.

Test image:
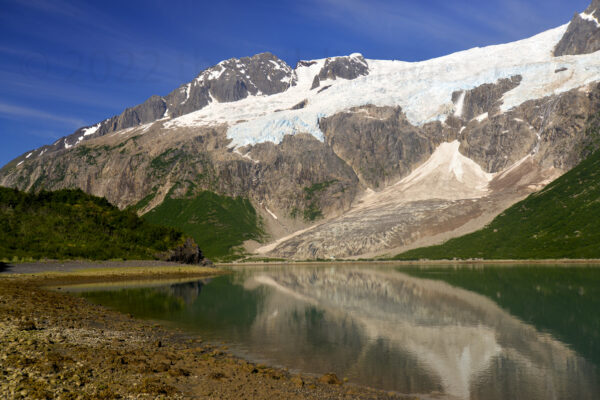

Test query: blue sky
[0,0,590,166]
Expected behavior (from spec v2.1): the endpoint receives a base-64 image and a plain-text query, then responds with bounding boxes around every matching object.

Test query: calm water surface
[70,264,600,399]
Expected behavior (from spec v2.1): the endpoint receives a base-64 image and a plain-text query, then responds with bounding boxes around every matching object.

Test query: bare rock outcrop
[554,0,600,56]
[159,238,213,266]
[320,105,439,189]
[452,75,522,121]
[311,54,369,89]
[460,83,600,173]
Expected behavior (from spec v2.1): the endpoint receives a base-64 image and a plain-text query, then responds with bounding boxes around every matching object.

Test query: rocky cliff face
[311,54,369,89]
[320,106,439,189]
[263,83,600,259]
[554,0,600,56]
[451,76,522,121]
[2,2,600,259]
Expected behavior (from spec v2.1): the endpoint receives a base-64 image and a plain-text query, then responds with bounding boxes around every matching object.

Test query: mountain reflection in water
[79,266,600,399]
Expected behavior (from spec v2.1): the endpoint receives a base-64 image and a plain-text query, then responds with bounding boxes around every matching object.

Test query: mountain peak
[587,0,600,13]
[554,0,600,56]
[310,53,369,90]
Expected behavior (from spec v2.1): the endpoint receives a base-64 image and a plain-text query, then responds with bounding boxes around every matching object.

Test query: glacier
[166,23,599,149]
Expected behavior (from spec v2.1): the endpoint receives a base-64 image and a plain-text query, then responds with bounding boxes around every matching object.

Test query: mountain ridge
[2,1,600,260]
[6,18,597,169]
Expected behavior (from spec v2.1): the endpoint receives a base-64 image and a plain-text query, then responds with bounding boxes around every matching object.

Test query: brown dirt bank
[0,268,415,399]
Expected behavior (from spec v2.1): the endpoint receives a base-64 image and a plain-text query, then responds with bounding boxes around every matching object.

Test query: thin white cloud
[0,102,85,128]
[9,0,85,19]
[296,0,492,48]
[296,0,576,55]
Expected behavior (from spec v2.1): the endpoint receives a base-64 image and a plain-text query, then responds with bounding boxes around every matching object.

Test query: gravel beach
[0,266,416,399]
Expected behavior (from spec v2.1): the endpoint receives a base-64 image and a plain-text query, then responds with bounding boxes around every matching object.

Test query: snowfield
[166,23,600,149]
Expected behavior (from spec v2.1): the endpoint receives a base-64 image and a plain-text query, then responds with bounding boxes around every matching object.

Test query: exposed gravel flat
[0,269,416,399]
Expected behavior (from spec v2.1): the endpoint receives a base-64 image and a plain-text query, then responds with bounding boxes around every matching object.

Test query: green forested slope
[142,191,263,260]
[395,150,600,260]
[0,188,185,261]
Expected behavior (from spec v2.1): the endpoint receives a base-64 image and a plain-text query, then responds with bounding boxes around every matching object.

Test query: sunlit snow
[165,24,600,149]
[82,123,100,136]
[580,11,600,28]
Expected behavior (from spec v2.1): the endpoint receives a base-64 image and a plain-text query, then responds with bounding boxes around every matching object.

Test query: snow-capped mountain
[3,1,600,259]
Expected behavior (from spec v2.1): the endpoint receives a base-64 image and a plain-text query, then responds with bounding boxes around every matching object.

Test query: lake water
[71,264,600,399]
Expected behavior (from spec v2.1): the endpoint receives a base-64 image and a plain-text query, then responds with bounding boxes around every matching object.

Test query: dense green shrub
[0,187,185,261]
[143,191,263,260]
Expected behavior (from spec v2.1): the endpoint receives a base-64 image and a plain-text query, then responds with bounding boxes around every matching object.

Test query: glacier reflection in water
[79,266,600,399]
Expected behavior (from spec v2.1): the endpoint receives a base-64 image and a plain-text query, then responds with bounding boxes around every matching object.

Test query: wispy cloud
[437,0,559,39]
[296,0,476,42]
[0,102,85,127]
[7,0,128,40]
[2,0,189,85]
[296,0,572,56]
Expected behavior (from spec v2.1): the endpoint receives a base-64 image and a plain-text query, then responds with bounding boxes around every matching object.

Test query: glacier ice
[165,23,600,149]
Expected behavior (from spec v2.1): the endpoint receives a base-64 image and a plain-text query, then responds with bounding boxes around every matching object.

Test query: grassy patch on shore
[22,265,219,279]
[395,149,600,260]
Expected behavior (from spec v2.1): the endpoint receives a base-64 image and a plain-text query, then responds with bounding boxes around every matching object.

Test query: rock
[159,238,211,265]
[200,258,214,267]
[17,319,36,331]
[319,373,342,385]
[290,99,308,110]
[110,95,167,133]
[204,53,295,103]
[451,75,522,121]
[296,60,317,68]
[321,105,437,189]
[311,54,369,89]
[209,372,226,380]
[291,375,304,387]
[310,75,321,90]
[554,0,600,56]
[168,367,190,377]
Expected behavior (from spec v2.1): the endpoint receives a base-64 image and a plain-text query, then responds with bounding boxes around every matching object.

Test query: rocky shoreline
[0,267,415,399]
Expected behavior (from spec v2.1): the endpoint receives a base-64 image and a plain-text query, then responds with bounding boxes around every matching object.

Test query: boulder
[159,238,213,266]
